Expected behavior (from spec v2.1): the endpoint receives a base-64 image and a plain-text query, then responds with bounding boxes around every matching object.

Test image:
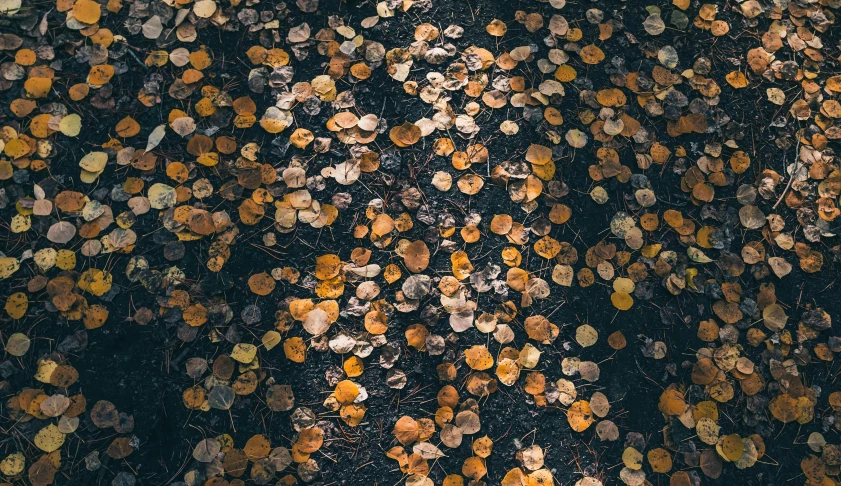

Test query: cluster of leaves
[2,0,841,484]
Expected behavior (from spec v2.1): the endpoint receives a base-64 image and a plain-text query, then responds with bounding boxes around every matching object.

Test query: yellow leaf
[34,424,66,452]
[5,292,27,319]
[0,452,25,476]
[231,343,258,364]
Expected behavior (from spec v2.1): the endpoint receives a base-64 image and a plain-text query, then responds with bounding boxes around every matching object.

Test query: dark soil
[1,0,840,485]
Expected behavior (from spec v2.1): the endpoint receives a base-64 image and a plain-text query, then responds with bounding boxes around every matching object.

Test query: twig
[772,131,802,210]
